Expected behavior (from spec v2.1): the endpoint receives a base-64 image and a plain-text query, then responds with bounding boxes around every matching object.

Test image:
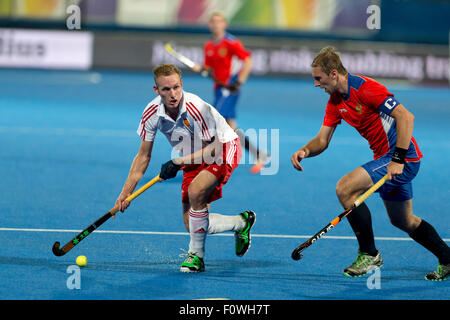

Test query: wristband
[391,147,408,164]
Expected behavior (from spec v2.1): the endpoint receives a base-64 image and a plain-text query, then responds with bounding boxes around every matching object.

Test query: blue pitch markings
[0,69,449,299]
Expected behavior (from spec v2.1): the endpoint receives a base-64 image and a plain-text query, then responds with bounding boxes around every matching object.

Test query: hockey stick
[291,174,388,261]
[52,174,161,256]
[164,43,232,89]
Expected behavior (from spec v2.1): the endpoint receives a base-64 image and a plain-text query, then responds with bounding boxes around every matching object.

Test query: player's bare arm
[227,56,252,94]
[173,136,223,166]
[115,140,154,211]
[387,104,415,180]
[237,57,252,85]
[160,137,224,181]
[291,125,336,171]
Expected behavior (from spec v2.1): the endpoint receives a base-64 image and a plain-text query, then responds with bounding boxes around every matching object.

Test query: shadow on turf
[0,256,179,273]
[73,258,282,274]
[0,255,432,280]
[0,256,69,270]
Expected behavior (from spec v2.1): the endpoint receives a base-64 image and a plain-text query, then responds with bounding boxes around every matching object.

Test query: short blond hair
[209,11,227,23]
[311,46,347,75]
[153,64,182,84]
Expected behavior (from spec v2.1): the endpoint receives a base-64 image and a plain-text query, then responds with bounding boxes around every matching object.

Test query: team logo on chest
[183,118,191,127]
[355,104,363,115]
[218,47,227,57]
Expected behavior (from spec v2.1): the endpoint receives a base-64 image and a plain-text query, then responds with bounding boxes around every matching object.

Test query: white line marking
[0,126,134,138]
[1,126,449,148]
[0,227,448,242]
[193,298,230,300]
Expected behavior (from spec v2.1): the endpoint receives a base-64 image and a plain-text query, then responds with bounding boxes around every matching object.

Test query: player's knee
[335,178,351,203]
[188,184,208,206]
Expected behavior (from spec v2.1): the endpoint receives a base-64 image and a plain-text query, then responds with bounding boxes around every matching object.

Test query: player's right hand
[291,149,307,171]
[115,193,131,213]
[192,64,202,72]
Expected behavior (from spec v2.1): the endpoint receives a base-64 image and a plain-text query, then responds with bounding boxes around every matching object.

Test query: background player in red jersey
[291,46,450,281]
[193,12,270,174]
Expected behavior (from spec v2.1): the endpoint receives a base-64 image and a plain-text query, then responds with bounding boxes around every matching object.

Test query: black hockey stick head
[291,240,310,260]
[52,241,66,256]
[291,249,304,261]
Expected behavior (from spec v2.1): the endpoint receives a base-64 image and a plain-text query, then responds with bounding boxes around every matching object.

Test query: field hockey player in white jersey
[114,64,256,273]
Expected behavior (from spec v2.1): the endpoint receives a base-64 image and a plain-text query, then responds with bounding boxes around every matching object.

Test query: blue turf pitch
[0,69,449,300]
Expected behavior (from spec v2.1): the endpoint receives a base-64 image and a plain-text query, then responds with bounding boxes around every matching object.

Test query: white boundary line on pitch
[0,227,448,242]
[2,126,449,148]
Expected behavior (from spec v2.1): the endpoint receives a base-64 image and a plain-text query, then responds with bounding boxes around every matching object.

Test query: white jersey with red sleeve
[137,91,238,157]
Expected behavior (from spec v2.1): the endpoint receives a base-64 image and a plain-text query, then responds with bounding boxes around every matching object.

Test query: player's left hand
[160,159,182,180]
[387,161,404,181]
[291,149,308,171]
[227,81,241,93]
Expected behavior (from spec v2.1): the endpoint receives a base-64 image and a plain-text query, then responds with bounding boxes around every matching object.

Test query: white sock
[207,213,245,235]
[188,207,209,259]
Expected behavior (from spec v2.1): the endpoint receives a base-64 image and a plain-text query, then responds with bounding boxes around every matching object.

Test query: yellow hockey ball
[76,255,88,267]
